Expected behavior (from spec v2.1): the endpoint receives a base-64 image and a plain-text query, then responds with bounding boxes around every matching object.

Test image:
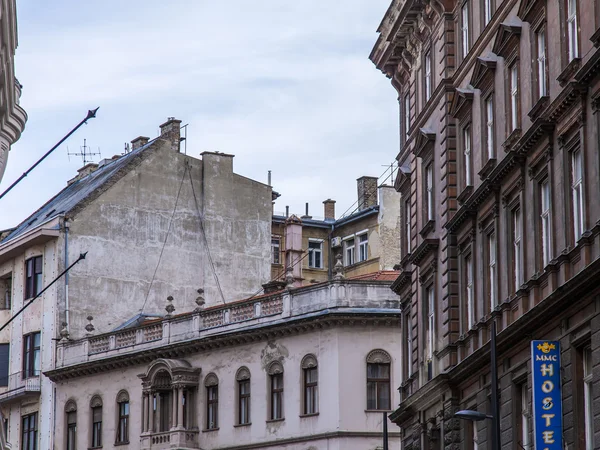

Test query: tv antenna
[68,139,101,165]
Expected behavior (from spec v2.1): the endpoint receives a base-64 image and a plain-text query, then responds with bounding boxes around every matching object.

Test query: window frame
[404,93,411,144]
[302,355,318,416]
[24,256,42,300]
[509,63,520,133]
[236,366,251,426]
[424,49,433,102]
[358,233,368,263]
[426,286,435,362]
[206,381,219,430]
[366,350,392,411]
[535,26,548,99]
[21,412,38,450]
[483,0,494,26]
[343,237,355,266]
[465,253,475,330]
[425,163,434,222]
[571,148,584,241]
[271,236,281,265]
[583,346,593,450]
[540,179,552,266]
[404,196,411,255]
[115,391,129,444]
[460,2,470,60]
[22,331,41,379]
[0,274,11,310]
[462,125,473,187]
[270,373,284,420]
[307,239,324,269]
[484,95,495,160]
[90,396,102,449]
[511,207,523,293]
[566,0,579,61]
[487,231,497,312]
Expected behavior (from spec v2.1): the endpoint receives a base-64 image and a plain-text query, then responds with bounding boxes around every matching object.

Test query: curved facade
[0,0,27,183]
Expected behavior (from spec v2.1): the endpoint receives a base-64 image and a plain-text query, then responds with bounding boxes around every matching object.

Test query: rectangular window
[540,180,552,266]
[512,208,522,292]
[271,236,281,264]
[91,406,102,448]
[583,347,593,450]
[344,238,355,266]
[537,29,547,98]
[466,255,474,329]
[358,233,368,262]
[22,332,41,379]
[516,384,530,449]
[270,373,283,420]
[21,412,37,450]
[488,233,497,311]
[404,198,411,254]
[463,126,472,187]
[484,0,493,25]
[510,65,519,132]
[426,164,434,221]
[407,312,413,377]
[572,149,584,241]
[567,0,579,61]
[116,401,129,444]
[366,363,391,410]
[308,240,323,269]
[66,411,76,450]
[206,385,218,429]
[404,94,411,143]
[485,97,494,159]
[0,344,8,387]
[426,287,435,360]
[425,50,432,101]
[25,256,43,299]
[1,275,11,310]
[303,367,318,415]
[461,2,470,58]
[238,380,250,425]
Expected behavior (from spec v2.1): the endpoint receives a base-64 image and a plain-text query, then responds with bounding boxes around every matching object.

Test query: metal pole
[383,411,389,450]
[490,320,501,450]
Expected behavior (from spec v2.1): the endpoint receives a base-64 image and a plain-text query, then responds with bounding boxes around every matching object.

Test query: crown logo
[537,342,556,354]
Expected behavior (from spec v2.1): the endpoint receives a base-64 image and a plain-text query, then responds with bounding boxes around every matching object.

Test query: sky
[0,1,398,229]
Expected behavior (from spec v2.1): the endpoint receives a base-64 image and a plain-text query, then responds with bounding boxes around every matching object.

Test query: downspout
[64,219,70,333]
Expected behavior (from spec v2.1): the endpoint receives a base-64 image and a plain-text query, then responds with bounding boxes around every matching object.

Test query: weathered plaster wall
[377,185,401,270]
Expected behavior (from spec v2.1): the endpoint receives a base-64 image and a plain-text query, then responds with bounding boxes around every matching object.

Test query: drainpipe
[64,219,70,333]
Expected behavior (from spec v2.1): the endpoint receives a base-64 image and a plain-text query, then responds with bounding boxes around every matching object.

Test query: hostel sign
[531,341,563,450]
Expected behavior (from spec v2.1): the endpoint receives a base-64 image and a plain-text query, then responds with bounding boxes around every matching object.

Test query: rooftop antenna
[180,123,188,155]
[381,161,397,185]
[68,138,101,165]
[123,142,131,155]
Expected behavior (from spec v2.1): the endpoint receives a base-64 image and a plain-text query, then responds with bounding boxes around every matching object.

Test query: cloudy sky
[0,1,398,229]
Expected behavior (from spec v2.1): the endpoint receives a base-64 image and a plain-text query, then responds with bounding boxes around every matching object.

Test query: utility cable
[139,165,188,313]
[0,252,87,333]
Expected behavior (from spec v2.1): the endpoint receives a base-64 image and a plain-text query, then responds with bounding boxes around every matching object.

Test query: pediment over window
[395,163,411,192]
[517,0,545,23]
[449,88,474,120]
[413,128,436,159]
[492,18,523,58]
[470,53,498,91]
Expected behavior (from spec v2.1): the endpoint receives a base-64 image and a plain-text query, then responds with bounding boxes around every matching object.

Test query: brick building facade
[371,0,600,448]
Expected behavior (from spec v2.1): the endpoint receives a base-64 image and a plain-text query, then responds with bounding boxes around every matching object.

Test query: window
[510,65,519,132]
[404,198,411,254]
[301,355,318,415]
[426,287,435,361]
[366,350,391,410]
[536,29,548,98]
[236,367,251,425]
[567,0,579,61]
[461,2,470,58]
[65,401,77,450]
[424,50,432,101]
[463,126,472,187]
[205,374,219,429]
[572,149,584,241]
[90,396,102,448]
[308,240,323,269]
[512,208,522,292]
[0,344,8,387]
[488,233,497,311]
[344,238,355,266]
[404,94,411,143]
[22,332,40,379]
[268,362,284,420]
[516,384,531,449]
[407,314,413,377]
[271,236,281,264]
[116,391,129,444]
[24,256,42,299]
[583,347,593,450]
[540,180,552,266]
[484,0,493,25]
[358,233,368,262]
[0,274,11,310]
[466,255,474,329]
[485,96,494,159]
[426,163,434,221]
[21,412,37,450]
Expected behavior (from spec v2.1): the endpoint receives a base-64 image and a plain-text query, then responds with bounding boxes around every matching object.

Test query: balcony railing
[0,371,41,403]
[141,429,199,449]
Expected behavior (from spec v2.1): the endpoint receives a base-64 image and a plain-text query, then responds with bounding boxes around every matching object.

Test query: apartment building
[372,0,600,448]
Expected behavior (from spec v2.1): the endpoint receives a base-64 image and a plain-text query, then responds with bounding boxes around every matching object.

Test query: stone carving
[204,372,218,387]
[90,394,103,408]
[85,316,95,335]
[195,288,205,312]
[333,252,345,281]
[267,360,284,375]
[236,366,251,381]
[165,295,175,318]
[64,399,77,413]
[366,349,392,364]
[59,322,69,341]
[301,354,318,369]
[116,389,129,403]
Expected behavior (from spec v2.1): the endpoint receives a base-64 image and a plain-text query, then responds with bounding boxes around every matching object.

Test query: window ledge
[233,423,252,428]
[202,428,220,433]
[502,128,522,152]
[528,95,549,121]
[419,220,435,238]
[88,447,103,450]
[557,58,582,87]
[300,412,319,418]
[114,443,130,447]
[266,418,285,423]
[456,185,473,204]
[478,158,497,180]
[365,409,393,413]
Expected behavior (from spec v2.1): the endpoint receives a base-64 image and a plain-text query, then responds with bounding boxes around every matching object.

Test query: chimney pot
[131,136,150,150]
[323,199,336,220]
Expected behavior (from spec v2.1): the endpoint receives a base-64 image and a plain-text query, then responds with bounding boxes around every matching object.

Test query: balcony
[0,371,41,403]
[141,429,200,449]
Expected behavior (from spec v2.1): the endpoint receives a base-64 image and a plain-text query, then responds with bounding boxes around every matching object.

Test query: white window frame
[510,65,519,132]
[461,2,470,58]
[486,96,494,159]
[427,287,435,360]
[426,163,434,221]
[358,232,368,262]
[583,347,593,450]
[308,239,323,269]
[466,255,474,329]
[572,149,584,241]
[489,232,497,311]
[484,0,492,25]
[425,50,432,101]
[404,94,411,143]
[541,180,552,266]
[567,0,579,61]
[463,126,472,186]
[404,198,411,254]
[343,236,355,266]
[521,384,531,450]
[513,208,522,290]
[271,236,281,265]
[537,29,547,98]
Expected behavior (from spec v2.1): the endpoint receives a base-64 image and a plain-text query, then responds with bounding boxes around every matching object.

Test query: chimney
[357,176,378,211]
[67,163,99,185]
[159,117,182,152]
[301,202,312,219]
[131,136,150,150]
[323,199,336,220]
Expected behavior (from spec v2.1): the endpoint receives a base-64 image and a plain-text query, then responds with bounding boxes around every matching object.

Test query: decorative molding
[236,366,251,381]
[528,95,549,121]
[366,349,392,364]
[301,354,318,369]
[65,399,77,413]
[90,394,103,408]
[492,19,523,58]
[391,270,412,295]
[470,54,498,90]
[449,88,474,120]
[557,58,582,87]
[267,361,284,375]
[409,238,439,266]
[116,390,129,403]
[204,372,219,387]
[413,128,436,159]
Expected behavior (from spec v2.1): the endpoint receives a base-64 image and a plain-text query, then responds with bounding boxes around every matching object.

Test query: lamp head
[454,410,491,422]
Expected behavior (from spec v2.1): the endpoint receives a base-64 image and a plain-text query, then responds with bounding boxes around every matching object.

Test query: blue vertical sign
[531,341,563,450]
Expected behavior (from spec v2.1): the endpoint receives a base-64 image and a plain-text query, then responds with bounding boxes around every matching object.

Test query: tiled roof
[347,270,400,282]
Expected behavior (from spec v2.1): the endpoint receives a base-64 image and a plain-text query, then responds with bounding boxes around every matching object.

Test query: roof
[1,138,158,244]
[347,271,400,282]
[272,205,379,229]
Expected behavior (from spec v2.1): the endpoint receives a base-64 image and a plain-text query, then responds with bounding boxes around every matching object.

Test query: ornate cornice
[544,82,586,124]
[391,269,412,295]
[409,238,439,266]
[470,54,498,90]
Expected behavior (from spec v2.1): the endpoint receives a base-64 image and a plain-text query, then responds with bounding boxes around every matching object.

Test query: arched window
[267,361,284,420]
[205,373,219,430]
[366,350,391,411]
[116,390,130,444]
[301,355,318,415]
[236,367,251,425]
[65,400,77,450]
[90,395,103,448]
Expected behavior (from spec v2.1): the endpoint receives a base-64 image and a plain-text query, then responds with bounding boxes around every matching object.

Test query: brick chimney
[159,117,182,152]
[67,163,99,185]
[357,176,378,211]
[131,136,150,150]
[323,199,336,220]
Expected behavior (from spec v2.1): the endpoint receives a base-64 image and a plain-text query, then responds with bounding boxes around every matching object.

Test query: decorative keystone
[85,316,95,335]
[165,295,175,318]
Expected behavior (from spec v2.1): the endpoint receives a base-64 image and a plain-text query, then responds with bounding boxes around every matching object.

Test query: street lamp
[454,320,502,450]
